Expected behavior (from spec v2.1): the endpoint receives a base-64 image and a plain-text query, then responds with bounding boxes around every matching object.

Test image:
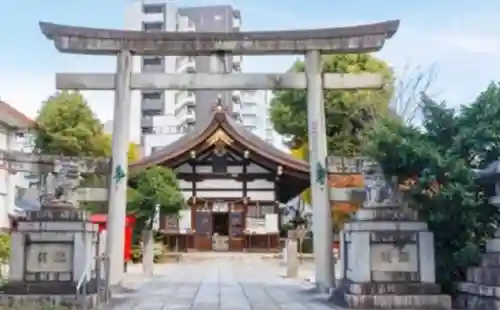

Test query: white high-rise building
[125,1,275,156]
[239,90,274,144]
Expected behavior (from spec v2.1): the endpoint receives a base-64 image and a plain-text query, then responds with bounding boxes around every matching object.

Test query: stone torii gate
[39,20,399,291]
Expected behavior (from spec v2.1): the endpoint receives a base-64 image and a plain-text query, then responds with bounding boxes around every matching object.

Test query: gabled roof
[130,103,309,176]
[0,99,35,129]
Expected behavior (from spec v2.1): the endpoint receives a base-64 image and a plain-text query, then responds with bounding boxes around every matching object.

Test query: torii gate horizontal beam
[56,73,384,90]
[0,150,110,174]
[19,187,108,202]
[39,20,399,56]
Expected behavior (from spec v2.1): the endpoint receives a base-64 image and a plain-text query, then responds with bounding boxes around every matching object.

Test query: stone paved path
[108,254,337,310]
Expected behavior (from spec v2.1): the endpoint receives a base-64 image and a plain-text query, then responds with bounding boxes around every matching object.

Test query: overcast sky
[1,0,499,142]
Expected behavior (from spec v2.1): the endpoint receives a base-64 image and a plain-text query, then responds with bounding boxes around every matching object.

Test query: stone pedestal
[0,200,104,308]
[454,162,500,310]
[455,251,500,310]
[333,163,451,309]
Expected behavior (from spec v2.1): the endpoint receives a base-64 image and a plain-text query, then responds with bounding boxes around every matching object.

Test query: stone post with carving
[328,156,367,287]
[333,160,451,309]
[3,197,102,308]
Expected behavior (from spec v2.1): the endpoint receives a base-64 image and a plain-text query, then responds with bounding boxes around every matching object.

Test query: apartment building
[125,1,274,156]
[239,90,274,144]
[0,100,35,230]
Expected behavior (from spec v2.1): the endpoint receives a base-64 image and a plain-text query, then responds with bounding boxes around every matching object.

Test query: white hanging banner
[152,204,160,231]
[265,214,279,233]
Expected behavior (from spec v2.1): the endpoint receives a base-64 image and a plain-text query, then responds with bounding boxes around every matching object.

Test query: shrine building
[130,103,310,252]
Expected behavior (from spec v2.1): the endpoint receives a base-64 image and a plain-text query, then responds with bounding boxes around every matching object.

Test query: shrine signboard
[25,242,73,281]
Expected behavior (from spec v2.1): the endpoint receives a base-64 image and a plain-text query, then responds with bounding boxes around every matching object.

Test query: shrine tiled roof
[130,103,309,174]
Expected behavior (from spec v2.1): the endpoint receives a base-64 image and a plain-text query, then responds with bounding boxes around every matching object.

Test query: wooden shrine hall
[130,102,310,252]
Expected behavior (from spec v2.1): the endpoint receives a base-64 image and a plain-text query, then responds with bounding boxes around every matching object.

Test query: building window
[143,57,163,67]
[142,109,162,116]
[142,22,164,32]
[142,92,162,100]
[143,4,164,14]
[141,127,154,134]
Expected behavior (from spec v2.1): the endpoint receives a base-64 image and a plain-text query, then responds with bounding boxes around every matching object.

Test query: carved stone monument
[0,165,104,309]
[455,160,500,310]
[334,161,451,309]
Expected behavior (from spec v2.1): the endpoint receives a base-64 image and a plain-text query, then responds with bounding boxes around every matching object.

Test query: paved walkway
[109,254,336,310]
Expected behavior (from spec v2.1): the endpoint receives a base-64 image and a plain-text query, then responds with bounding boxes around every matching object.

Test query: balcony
[232,102,241,113]
[232,90,242,103]
[241,101,258,112]
[242,114,258,127]
[176,56,196,73]
[177,108,196,124]
[142,98,163,111]
[233,111,242,123]
[175,91,195,111]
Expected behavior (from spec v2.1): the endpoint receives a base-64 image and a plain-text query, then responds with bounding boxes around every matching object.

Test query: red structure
[90,214,136,263]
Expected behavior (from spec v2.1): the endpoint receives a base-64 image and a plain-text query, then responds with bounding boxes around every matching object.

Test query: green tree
[127,166,185,231]
[34,91,108,156]
[35,91,143,214]
[127,166,185,272]
[363,83,500,291]
[270,54,394,155]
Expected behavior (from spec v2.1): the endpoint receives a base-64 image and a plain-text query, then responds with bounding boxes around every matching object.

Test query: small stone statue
[362,161,401,207]
[42,160,81,207]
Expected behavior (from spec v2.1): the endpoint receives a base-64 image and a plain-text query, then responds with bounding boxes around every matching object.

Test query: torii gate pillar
[106,50,132,286]
[306,50,333,292]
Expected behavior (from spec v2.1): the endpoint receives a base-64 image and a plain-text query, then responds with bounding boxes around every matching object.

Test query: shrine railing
[76,254,110,310]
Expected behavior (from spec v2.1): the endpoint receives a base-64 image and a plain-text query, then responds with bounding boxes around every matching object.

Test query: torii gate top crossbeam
[39,20,399,56]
